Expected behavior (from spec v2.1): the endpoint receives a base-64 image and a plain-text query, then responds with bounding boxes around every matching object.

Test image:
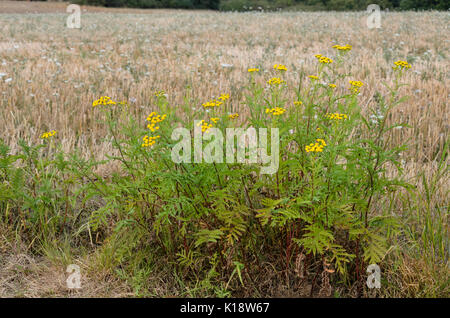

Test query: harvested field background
[0,1,448,297]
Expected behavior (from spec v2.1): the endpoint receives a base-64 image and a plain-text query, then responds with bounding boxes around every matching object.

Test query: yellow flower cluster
[228,113,239,119]
[393,60,411,70]
[142,135,160,148]
[218,93,230,101]
[349,80,364,93]
[248,68,260,73]
[202,94,229,108]
[267,77,285,85]
[92,96,116,107]
[328,83,336,88]
[315,54,333,64]
[308,75,319,80]
[332,44,352,51]
[265,107,286,116]
[41,130,57,139]
[197,120,213,133]
[154,90,166,97]
[202,99,223,108]
[273,64,287,71]
[146,112,167,132]
[326,113,348,120]
[211,117,220,124]
[305,139,327,153]
[294,101,303,106]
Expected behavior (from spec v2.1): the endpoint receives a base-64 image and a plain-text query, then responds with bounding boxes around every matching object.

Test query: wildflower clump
[393,60,411,71]
[314,54,333,64]
[154,90,166,97]
[146,112,167,132]
[141,135,160,148]
[267,77,285,86]
[92,96,116,107]
[273,64,287,71]
[326,112,348,120]
[305,139,327,153]
[202,99,223,108]
[41,130,57,139]
[349,80,364,93]
[265,106,286,116]
[218,93,230,101]
[332,44,352,51]
[197,120,213,133]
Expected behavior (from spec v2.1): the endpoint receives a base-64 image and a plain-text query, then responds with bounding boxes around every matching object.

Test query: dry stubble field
[0,2,448,297]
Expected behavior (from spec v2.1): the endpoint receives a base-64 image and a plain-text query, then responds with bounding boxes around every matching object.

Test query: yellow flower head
[315,55,333,64]
[202,99,223,108]
[266,106,286,116]
[41,130,57,139]
[218,93,230,101]
[308,75,319,81]
[267,77,285,86]
[196,120,214,133]
[146,112,167,132]
[142,135,161,148]
[228,113,239,119]
[211,117,220,124]
[273,64,287,71]
[349,80,364,93]
[248,68,260,73]
[332,44,352,51]
[393,60,411,70]
[92,96,116,107]
[326,112,348,121]
[305,139,327,152]
[294,101,303,106]
[328,83,337,88]
[154,90,166,97]
[305,139,327,153]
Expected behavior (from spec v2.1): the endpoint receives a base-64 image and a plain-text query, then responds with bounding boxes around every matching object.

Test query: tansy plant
[0,47,413,297]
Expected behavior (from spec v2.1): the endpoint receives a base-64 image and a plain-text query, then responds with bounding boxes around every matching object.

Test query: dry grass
[0,2,448,297]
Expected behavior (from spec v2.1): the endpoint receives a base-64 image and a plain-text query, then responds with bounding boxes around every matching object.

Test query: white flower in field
[0,73,6,78]
[221,63,233,68]
[129,97,137,103]
[289,129,295,134]
[394,126,403,130]
[27,80,32,83]
[5,78,12,83]
[30,94,35,97]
